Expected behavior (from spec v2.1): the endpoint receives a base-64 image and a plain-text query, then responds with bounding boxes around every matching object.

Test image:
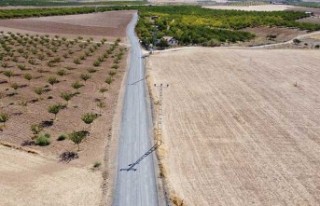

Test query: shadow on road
[120,143,159,172]
[128,76,146,85]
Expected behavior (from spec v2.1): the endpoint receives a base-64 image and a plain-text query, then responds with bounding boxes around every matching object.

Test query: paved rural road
[113,12,160,206]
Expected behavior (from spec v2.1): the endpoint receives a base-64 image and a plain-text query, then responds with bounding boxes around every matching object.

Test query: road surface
[113,12,160,206]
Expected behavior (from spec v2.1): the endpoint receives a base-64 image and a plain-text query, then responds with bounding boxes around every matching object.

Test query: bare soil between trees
[147,47,320,206]
[0,10,134,206]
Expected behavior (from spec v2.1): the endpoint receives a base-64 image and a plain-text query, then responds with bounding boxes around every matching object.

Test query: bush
[80,73,91,82]
[93,161,101,169]
[0,113,8,125]
[73,58,81,64]
[105,76,112,85]
[48,104,65,120]
[81,113,98,125]
[87,68,98,73]
[47,76,59,86]
[93,60,101,67]
[71,81,84,90]
[57,134,67,141]
[31,123,43,135]
[57,69,66,76]
[35,133,51,146]
[69,130,88,151]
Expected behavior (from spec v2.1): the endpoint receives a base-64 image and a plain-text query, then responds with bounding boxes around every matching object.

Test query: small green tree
[0,113,8,126]
[24,73,32,85]
[57,69,66,76]
[47,76,59,88]
[35,133,51,146]
[34,87,44,99]
[81,112,98,129]
[31,123,43,136]
[10,83,19,93]
[93,60,101,67]
[105,76,112,86]
[80,73,91,83]
[71,81,84,90]
[48,104,65,120]
[69,131,87,151]
[3,70,13,82]
[60,92,74,106]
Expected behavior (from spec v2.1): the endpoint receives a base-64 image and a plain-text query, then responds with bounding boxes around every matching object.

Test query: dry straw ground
[147,47,320,206]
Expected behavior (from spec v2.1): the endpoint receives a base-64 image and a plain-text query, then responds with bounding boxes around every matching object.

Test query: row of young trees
[0,31,125,158]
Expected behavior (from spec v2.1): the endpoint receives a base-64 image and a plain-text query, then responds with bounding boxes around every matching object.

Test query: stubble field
[147,47,320,206]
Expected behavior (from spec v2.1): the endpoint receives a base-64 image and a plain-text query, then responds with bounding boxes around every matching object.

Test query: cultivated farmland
[147,48,320,206]
[0,10,134,42]
[0,11,133,205]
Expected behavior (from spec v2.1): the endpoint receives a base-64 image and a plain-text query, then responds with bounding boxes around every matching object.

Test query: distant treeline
[0,0,146,7]
[0,5,319,48]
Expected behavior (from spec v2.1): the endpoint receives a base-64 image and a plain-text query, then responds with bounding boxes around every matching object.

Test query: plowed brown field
[147,48,320,206]
[0,10,134,42]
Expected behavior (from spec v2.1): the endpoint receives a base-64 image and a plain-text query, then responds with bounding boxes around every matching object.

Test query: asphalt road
[113,12,159,206]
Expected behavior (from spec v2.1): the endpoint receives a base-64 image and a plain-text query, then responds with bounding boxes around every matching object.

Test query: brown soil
[147,47,320,206]
[239,27,306,47]
[0,10,132,204]
[0,145,102,206]
[0,10,134,42]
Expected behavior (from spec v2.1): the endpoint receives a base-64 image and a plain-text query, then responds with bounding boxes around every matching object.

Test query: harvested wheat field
[147,48,320,206]
[0,10,134,42]
[0,11,131,205]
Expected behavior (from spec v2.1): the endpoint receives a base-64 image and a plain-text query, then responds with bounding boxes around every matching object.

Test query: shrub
[10,82,19,91]
[105,76,112,85]
[71,81,84,90]
[81,112,98,125]
[35,133,51,146]
[93,60,101,67]
[60,91,74,105]
[24,73,32,84]
[73,58,81,65]
[31,123,43,135]
[0,113,8,125]
[47,76,59,87]
[57,69,66,76]
[3,70,13,81]
[99,87,108,93]
[87,68,98,73]
[112,64,119,69]
[18,64,27,70]
[80,73,91,82]
[69,130,88,151]
[34,87,44,96]
[48,104,65,120]
[79,55,86,60]
[57,134,67,141]
[93,161,101,169]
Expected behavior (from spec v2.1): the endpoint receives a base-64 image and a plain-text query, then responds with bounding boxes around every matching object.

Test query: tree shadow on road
[120,143,159,172]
